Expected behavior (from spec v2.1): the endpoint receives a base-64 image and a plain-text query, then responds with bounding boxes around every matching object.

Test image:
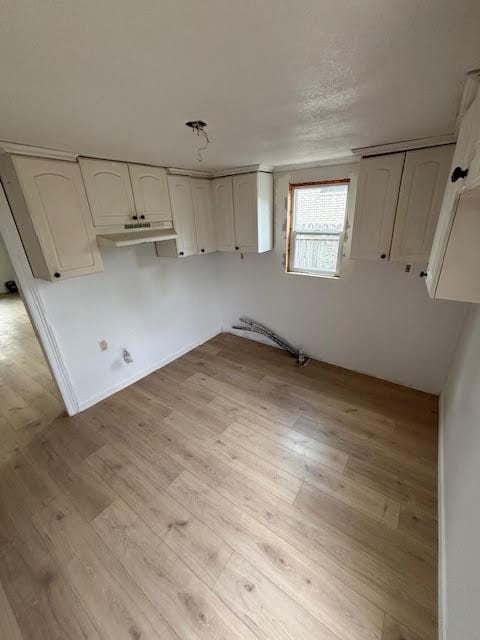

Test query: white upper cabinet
[390,146,453,263]
[427,84,480,302]
[191,178,216,254]
[435,186,480,302]
[2,156,103,281]
[213,171,273,254]
[128,164,172,223]
[79,158,136,226]
[163,175,198,257]
[350,153,404,261]
[212,177,236,251]
[233,173,258,252]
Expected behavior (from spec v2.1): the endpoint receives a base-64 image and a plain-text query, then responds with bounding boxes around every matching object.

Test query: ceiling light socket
[185,120,207,130]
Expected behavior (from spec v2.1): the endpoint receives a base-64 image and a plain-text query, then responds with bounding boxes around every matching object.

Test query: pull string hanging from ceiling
[185,120,210,163]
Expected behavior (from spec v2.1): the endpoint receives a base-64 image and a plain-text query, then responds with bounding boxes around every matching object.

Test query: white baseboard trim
[438,393,447,640]
[77,328,222,412]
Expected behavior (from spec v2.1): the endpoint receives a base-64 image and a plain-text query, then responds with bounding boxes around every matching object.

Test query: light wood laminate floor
[0,294,64,461]
[0,333,438,640]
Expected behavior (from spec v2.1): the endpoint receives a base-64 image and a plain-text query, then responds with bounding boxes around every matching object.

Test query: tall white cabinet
[0,155,103,281]
[390,146,453,263]
[212,170,273,253]
[350,146,453,264]
[155,175,216,258]
[427,81,480,303]
[212,177,236,251]
[350,153,404,261]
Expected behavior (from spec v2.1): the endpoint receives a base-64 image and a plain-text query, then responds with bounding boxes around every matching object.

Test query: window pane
[293,184,348,233]
[293,234,339,273]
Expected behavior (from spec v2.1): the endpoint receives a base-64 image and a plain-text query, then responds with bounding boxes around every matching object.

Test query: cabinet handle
[54,272,61,278]
[451,166,469,183]
[179,251,184,256]
[140,214,145,220]
[420,271,428,278]
[132,215,138,220]
[380,253,386,260]
[235,246,239,251]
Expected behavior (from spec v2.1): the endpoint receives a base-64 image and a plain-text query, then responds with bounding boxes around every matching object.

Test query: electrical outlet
[99,340,108,351]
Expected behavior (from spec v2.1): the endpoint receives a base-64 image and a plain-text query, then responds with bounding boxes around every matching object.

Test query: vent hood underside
[96,228,178,248]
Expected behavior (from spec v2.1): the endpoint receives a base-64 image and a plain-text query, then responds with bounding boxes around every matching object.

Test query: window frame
[286,179,350,278]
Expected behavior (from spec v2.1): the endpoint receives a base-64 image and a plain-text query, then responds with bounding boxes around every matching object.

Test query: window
[287,180,350,277]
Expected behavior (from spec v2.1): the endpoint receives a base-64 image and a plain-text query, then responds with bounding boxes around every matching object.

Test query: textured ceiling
[1,1,480,170]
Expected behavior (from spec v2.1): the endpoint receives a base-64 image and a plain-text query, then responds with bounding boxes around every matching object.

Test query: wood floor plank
[0,577,23,640]
[215,552,340,640]
[222,421,400,526]
[33,493,179,640]
[168,470,385,640]
[163,438,436,637]
[87,442,233,588]
[295,483,436,579]
[93,499,258,640]
[382,615,423,640]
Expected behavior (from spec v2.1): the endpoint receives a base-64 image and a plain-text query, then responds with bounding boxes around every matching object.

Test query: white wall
[439,306,480,640]
[216,164,468,394]
[36,246,221,409]
[0,232,16,293]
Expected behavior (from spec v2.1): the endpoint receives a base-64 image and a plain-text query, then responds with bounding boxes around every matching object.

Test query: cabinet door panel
[80,158,135,226]
[233,173,258,252]
[191,179,216,254]
[436,186,480,302]
[390,146,453,263]
[350,153,405,261]
[167,175,197,257]
[427,93,480,296]
[212,177,235,251]
[129,164,172,223]
[13,157,103,279]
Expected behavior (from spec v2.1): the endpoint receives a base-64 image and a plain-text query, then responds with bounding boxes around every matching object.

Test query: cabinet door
[233,173,258,252]
[13,157,103,280]
[390,146,453,263]
[212,177,236,251]
[79,158,135,226]
[190,178,216,254]
[128,164,172,223]
[427,92,480,296]
[435,186,480,302]
[166,175,197,257]
[350,153,405,261]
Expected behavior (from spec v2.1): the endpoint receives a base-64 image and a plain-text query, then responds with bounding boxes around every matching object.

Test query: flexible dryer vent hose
[232,317,310,366]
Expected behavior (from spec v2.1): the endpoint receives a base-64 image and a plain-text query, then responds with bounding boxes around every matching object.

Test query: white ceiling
[1,1,480,170]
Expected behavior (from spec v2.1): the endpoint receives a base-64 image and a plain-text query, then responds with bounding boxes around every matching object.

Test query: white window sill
[285,269,340,280]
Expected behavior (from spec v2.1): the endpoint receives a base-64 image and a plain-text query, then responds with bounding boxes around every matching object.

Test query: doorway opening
[0,219,65,461]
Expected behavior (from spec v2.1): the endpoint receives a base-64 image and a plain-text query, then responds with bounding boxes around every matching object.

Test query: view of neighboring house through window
[287,180,350,276]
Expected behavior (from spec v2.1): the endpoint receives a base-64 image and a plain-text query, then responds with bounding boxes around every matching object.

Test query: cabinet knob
[235,246,239,251]
[179,251,184,256]
[54,272,61,278]
[201,248,205,253]
[420,271,428,278]
[132,215,138,220]
[451,166,469,183]
[140,214,145,220]
[380,253,386,260]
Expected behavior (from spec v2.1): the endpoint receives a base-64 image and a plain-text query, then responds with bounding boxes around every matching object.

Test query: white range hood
[96,228,178,248]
